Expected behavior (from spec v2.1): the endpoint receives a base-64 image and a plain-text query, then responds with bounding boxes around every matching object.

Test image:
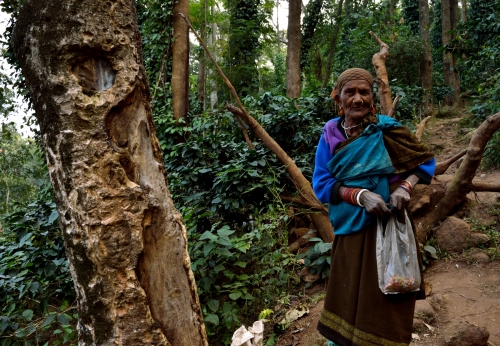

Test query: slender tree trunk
[441,0,461,105]
[344,0,350,16]
[286,0,302,98]
[420,0,433,113]
[461,0,467,22]
[322,0,344,88]
[12,1,208,345]
[173,0,191,124]
[197,0,207,111]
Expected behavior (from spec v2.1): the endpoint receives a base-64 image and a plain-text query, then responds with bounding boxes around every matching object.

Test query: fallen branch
[421,112,500,238]
[234,115,254,150]
[180,13,333,242]
[415,115,432,141]
[434,149,466,175]
[470,181,500,192]
[369,31,393,115]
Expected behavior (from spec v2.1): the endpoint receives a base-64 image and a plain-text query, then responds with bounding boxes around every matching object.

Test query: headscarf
[330,68,374,99]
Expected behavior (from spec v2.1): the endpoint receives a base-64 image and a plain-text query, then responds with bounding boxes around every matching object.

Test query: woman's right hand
[359,190,391,216]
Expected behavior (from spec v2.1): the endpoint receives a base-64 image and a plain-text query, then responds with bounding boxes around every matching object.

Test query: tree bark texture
[419,0,433,113]
[461,0,467,22]
[321,0,344,88]
[12,1,208,345]
[441,0,461,105]
[369,31,393,115]
[172,0,191,123]
[286,0,302,98]
[419,112,500,240]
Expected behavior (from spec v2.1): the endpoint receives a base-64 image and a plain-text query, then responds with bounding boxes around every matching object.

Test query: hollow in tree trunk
[12,1,208,345]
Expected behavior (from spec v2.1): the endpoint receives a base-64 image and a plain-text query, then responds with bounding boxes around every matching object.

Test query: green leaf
[229,291,242,300]
[217,248,233,257]
[44,263,57,276]
[217,226,235,237]
[22,309,33,321]
[30,281,40,294]
[199,231,217,241]
[41,314,56,327]
[53,329,63,335]
[57,313,69,325]
[203,242,216,257]
[207,299,219,312]
[48,210,59,224]
[204,313,219,325]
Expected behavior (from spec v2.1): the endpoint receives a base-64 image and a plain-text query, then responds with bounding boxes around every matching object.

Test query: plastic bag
[376,210,421,294]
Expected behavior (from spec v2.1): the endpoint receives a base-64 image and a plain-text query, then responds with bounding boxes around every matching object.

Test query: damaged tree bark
[13,1,208,345]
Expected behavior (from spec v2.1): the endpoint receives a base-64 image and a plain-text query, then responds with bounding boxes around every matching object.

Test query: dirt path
[272,113,500,346]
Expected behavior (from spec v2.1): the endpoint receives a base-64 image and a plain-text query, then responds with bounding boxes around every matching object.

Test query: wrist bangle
[357,189,368,207]
[399,184,412,196]
[403,180,413,189]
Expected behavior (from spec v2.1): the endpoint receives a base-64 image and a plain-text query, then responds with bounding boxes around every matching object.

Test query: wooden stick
[387,95,399,118]
[369,31,393,115]
[434,149,466,175]
[415,115,432,141]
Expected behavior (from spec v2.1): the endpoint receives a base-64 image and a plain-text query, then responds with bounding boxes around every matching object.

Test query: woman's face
[335,80,373,123]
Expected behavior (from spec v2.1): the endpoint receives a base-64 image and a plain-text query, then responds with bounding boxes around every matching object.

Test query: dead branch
[369,31,393,115]
[234,115,254,149]
[434,149,467,175]
[180,13,334,242]
[470,181,500,192]
[421,112,500,239]
[387,95,399,118]
[415,116,432,141]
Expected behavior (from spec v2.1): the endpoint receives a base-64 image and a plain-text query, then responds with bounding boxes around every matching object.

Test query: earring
[338,107,344,115]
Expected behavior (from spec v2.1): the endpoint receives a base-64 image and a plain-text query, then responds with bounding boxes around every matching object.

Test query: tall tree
[441,0,461,105]
[420,0,433,112]
[300,0,323,70]
[12,0,208,345]
[322,0,344,88]
[287,0,302,98]
[461,0,467,21]
[172,0,191,127]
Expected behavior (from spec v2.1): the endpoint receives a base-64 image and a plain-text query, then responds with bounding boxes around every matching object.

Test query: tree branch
[369,31,393,115]
[434,149,466,175]
[415,115,432,141]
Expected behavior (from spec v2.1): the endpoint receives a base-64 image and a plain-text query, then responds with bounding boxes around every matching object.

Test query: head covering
[330,68,374,99]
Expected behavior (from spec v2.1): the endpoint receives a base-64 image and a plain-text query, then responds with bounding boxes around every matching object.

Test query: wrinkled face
[335,80,374,122]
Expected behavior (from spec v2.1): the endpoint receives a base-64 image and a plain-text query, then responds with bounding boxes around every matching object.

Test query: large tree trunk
[286,0,302,98]
[419,0,433,113]
[461,0,467,22]
[441,0,461,105]
[173,0,191,125]
[12,1,208,345]
[321,0,344,88]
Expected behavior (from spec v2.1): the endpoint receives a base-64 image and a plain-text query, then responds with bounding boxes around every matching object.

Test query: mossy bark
[12,1,208,345]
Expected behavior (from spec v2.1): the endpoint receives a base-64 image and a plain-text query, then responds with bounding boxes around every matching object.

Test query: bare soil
[273,112,500,346]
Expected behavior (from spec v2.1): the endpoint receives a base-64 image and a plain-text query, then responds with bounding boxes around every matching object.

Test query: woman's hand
[359,190,391,216]
[390,187,411,211]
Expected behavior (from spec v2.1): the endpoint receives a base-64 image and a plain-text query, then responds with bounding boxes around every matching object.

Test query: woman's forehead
[342,80,372,90]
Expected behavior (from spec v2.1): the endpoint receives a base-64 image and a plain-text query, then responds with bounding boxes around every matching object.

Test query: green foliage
[402,0,420,35]
[301,0,325,69]
[0,191,76,345]
[0,125,48,214]
[297,238,331,280]
[429,0,443,72]
[482,131,500,169]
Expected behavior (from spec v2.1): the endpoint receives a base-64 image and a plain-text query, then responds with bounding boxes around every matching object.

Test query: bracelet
[403,180,413,189]
[357,189,368,207]
[398,183,412,196]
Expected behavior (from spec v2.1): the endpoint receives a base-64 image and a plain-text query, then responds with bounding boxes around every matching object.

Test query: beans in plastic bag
[376,210,421,294]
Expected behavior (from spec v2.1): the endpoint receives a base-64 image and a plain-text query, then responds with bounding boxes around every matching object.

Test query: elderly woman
[313,68,436,346]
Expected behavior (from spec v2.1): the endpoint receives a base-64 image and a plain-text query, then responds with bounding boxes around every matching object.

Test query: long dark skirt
[317,221,425,346]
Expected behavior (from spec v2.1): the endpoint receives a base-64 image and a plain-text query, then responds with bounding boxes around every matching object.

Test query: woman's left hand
[390,187,411,210]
